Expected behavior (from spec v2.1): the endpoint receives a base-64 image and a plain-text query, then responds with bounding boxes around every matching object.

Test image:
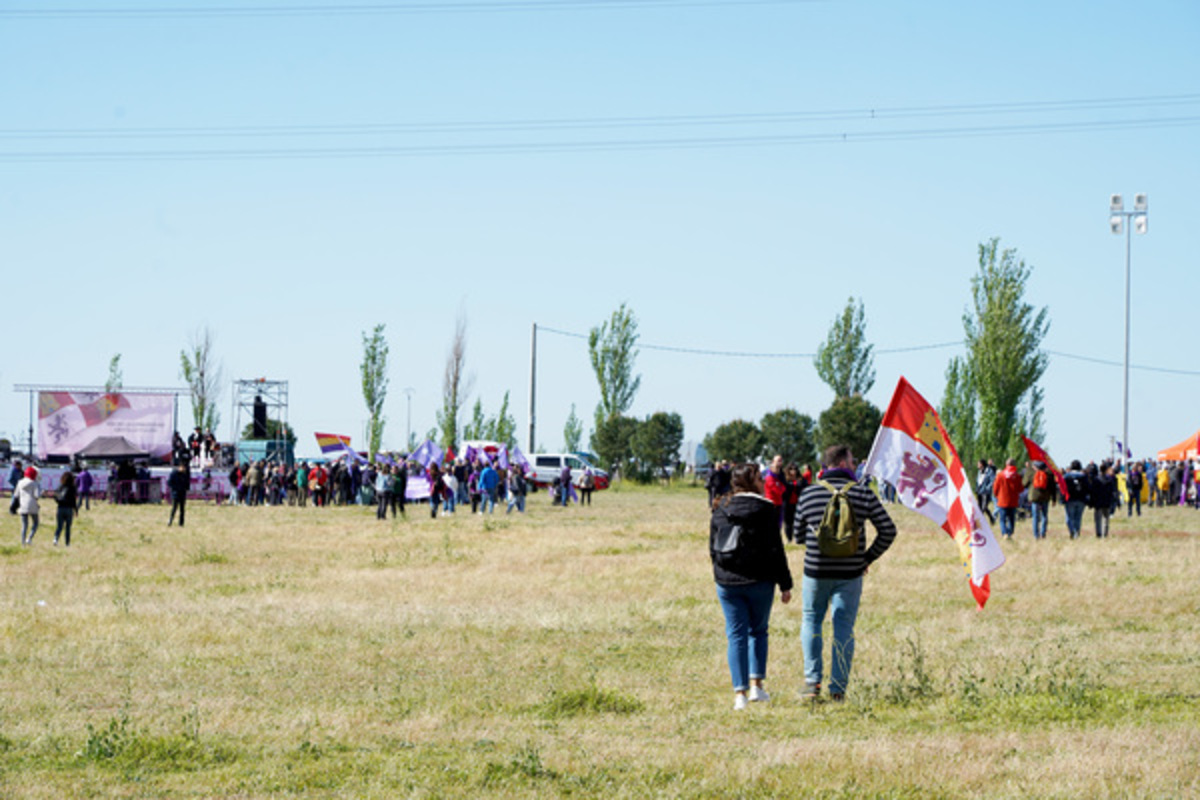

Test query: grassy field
[2,485,1198,798]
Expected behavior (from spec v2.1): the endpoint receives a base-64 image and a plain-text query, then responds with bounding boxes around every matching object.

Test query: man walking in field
[793,444,897,702]
[992,458,1024,538]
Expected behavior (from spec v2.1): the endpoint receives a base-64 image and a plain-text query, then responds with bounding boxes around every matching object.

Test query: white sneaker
[748,686,770,703]
[733,693,748,711]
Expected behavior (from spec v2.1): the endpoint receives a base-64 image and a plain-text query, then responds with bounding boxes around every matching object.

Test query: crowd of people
[220,452,598,518]
[975,456,1199,540]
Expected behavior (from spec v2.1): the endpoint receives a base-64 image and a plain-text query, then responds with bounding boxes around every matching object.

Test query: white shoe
[733,693,748,711]
[748,686,770,703]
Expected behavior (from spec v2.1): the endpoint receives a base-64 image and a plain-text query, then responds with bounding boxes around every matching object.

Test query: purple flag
[510,446,530,469]
[497,445,510,470]
[411,439,443,468]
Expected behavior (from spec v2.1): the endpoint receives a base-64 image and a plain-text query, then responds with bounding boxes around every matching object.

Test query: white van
[527,453,609,490]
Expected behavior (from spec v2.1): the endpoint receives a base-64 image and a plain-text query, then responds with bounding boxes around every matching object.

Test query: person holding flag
[1028,462,1053,539]
[862,377,1006,610]
[793,444,897,702]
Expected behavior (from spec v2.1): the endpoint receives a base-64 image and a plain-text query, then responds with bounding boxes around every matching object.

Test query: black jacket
[709,493,793,591]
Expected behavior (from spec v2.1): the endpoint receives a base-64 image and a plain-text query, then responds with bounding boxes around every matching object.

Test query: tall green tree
[180,327,223,434]
[703,419,766,464]
[588,303,641,424]
[563,403,583,453]
[941,238,1049,466]
[630,411,684,482]
[815,297,876,398]
[461,392,517,449]
[939,357,977,469]
[462,399,488,443]
[591,414,638,477]
[360,324,389,458]
[105,354,123,393]
[760,408,817,468]
[816,395,882,463]
[436,312,474,452]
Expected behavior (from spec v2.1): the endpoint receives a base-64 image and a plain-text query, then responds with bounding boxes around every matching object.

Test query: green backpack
[815,479,860,557]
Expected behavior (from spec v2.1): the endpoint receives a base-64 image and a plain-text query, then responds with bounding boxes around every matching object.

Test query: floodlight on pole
[1109,192,1148,463]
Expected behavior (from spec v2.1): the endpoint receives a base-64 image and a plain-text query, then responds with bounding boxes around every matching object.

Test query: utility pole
[528,323,537,454]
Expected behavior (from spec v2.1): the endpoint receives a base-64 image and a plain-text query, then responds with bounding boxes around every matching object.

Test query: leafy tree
[180,327,222,434]
[630,411,684,482]
[563,403,583,453]
[589,303,641,424]
[591,414,638,477]
[241,418,296,445]
[941,238,1049,466]
[491,391,517,449]
[815,297,876,398]
[360,324,389,458]
[436,312,474,452]
[760,408,817,468]
[105,354,123,393]
[703,419,766,464]
[939,357,977,470]
[816,395,882,464]
[461,392,517,449]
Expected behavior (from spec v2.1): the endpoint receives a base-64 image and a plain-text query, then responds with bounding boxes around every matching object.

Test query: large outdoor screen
[37,391,174,459]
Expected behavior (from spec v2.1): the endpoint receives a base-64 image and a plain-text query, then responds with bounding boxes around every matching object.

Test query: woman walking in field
[16,466,41,546]
[53,470,77,546]
[709,463,793,710]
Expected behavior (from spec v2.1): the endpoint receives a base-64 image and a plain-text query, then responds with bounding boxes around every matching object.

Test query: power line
[539,327,1200,375]
[0,0,826,20]
[1044,350,1200,376]
[3,115,1197,162]
[3,94,1197,141]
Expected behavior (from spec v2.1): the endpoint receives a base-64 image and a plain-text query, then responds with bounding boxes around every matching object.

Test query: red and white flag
[864,377,1006,608]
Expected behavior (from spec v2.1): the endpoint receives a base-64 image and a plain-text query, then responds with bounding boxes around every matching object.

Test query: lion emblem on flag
[896,451,947,508]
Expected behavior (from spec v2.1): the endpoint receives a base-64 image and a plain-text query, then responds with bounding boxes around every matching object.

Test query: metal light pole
[1109,193,1148,463]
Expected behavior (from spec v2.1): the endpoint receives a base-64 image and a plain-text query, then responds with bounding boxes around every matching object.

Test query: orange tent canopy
[1157,430,1200,461]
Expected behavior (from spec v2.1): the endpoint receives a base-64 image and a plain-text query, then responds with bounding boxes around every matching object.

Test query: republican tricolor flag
[315,432,352,455]
[864,377,1006,609]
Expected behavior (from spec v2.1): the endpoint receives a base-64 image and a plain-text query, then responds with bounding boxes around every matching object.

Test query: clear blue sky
[2,0,1197,463]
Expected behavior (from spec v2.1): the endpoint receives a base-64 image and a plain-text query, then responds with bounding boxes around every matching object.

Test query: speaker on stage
[253,395,268,438]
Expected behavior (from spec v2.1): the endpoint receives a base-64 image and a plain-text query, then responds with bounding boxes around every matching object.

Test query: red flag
[1021,436,1070,501]
[864,377,1006,609]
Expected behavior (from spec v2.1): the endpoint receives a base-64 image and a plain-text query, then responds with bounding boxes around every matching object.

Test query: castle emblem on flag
[916,410,949,464]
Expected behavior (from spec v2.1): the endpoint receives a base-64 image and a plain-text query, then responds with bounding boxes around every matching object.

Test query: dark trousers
[55,506,74,545]
[169,495,186,526]
[580,488,593,505]
[376,492,390,520]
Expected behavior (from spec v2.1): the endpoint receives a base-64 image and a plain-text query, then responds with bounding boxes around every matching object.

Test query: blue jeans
[443,492,456,513]
[997,507,1017,537]
[802,575,863,695]
[507,493,525,513]
[480,489,496,513]
[1064,501,1085,539]
[1031,502,1048,539]
[715,581,775,691]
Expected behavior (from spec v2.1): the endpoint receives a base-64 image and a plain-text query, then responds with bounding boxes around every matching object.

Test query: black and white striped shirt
[793,469,897,579]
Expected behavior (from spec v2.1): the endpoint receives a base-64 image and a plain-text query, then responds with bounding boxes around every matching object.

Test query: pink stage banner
[37,391,175,459]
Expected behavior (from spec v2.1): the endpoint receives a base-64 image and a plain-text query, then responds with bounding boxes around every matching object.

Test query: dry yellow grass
[1,487,1197,798]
